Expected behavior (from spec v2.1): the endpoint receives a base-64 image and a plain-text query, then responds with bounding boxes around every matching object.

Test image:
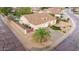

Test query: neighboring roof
[22,13,56,25]
[31,7,41,11]
[74,7,79,11]
[43,7,62,14]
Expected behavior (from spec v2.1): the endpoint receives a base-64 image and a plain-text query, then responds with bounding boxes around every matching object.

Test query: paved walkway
[52,9,79,51]
[0,16,25,51]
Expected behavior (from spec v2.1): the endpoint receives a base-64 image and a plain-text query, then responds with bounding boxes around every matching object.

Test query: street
[0,16,25,51]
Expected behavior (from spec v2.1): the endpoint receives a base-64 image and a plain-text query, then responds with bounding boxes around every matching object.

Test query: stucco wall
[33,20,56,30]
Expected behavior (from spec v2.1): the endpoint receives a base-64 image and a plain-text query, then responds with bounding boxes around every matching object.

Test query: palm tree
[33,28,50,43]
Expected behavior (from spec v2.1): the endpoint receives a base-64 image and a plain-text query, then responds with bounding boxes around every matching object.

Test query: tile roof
[43,7,62,14]
[23,13,56,25]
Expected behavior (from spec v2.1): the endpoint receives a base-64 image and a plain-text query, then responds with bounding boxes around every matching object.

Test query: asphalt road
[52,9,79,51]
[0,16,25,51]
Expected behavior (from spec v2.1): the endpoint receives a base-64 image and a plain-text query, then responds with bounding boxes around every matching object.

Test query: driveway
[52,9,79,51]
[0,16,25,51]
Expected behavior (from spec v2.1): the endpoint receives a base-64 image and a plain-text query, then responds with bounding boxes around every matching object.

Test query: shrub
[49,13,55,17]
[22,24,31,29]
[33,28,50,43]
[56,19,60,24]
[0,7,12,16]
[8,14,20,23]
[41,7,49,10]
[8,14,15,20]
[15,7,32,16]
[50,25,61,31]
[56,17,61,24]
[61,18,69,22]
[62,31,66,33]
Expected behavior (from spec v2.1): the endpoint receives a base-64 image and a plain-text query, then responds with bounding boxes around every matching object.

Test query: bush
[22,24,31,29]
[49,13,55,17]
[0,7,12,16]
[33,28,50,43]
[62,31,66,33]
[56,17,61,24]
[50,25,61,31]
[41,7,49,10]
[56,19,60,24]
[61,18,69,22]
[15,7,32,16]
[8,14,15,20]
[8,14,20,23]
[56,16,70,23]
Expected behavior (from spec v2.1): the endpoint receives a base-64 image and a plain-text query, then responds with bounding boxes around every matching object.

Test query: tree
[0,7,12,15]
[15,7,32,16]
[33,28,50,43]
[41,7,49,10]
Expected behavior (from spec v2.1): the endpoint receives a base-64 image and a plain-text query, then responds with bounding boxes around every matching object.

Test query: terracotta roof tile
[43,7,62,14]
[23,13,56,25]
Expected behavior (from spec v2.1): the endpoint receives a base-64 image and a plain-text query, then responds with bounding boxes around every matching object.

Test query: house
[20,13,56,30]
[38,7,62,17]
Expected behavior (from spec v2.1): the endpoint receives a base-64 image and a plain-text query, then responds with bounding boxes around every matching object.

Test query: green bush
[8,14,15,20]
[56,17,61,24]
[0,7,12,15]
[22,24,31,29]
[15,7,32,16]
[50,25,61,31]
[41,7,49,10]
[49,13,55,17]
[8,14,20,23]
[56,16,70,23]
[61,18,69,22]
[33,28,50,43]
[56,19,60,24]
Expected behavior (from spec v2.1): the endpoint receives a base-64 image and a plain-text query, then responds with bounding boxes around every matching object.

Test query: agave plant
[33,28,50,43]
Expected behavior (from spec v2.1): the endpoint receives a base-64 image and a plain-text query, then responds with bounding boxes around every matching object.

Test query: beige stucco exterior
[20,16,56,30]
